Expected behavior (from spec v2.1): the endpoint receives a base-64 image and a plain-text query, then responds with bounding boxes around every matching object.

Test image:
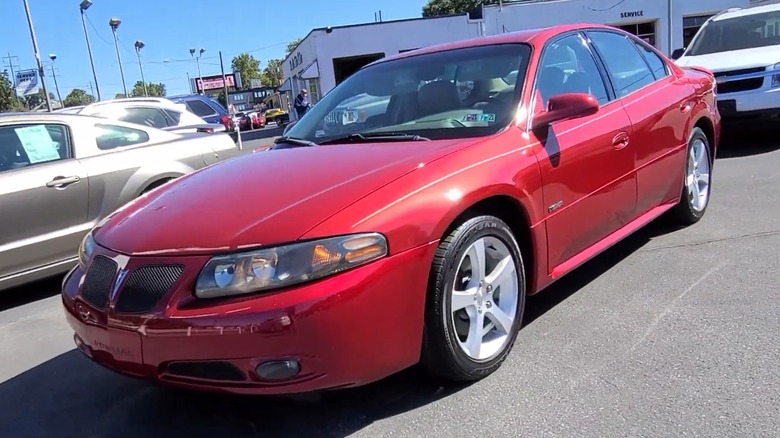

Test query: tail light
[220,115,230,127]
[197,127,215,133]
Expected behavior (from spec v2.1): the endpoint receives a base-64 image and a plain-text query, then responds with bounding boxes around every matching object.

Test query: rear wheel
[670,127,712,225]
[421,215,526,382]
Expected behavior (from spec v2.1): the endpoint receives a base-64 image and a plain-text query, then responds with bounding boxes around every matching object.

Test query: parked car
[63,97,226,134]
[168,94,233,131]
[63,24,719,395]
[245,110,266,129]
[0,112,246,292]
[672,4,780,124]
[263,107,289,126]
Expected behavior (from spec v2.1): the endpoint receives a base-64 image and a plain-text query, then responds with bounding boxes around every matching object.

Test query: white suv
[672,4,780,123]
[59,97,227,134]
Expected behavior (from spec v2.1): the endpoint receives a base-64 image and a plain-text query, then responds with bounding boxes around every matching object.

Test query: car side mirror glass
[531,93,599,130]
[671,48,685,60]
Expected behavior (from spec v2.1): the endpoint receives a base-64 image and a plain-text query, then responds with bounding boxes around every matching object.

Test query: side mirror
[532,93,598,130]
[671,48,685,60]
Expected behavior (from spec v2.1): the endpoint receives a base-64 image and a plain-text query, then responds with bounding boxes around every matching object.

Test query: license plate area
[73,323,144,374]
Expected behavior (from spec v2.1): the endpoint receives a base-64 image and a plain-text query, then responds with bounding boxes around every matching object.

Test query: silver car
[0,112,246,292]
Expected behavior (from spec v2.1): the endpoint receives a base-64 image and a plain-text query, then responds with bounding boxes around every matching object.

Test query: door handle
[46,175,81,188]
[612,132,630,150]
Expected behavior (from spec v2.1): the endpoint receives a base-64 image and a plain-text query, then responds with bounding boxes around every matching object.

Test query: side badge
[547,200,564,213]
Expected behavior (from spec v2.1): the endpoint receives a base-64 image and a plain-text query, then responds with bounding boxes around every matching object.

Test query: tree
[23,89,55,108]
[0,75,24,112]
[285,39,302,57]
[261,59,284,87]
[130,81,166,97]
[63,88,95,107]
[231,53,261,89]
[115,93,126,99]
[421,0,498,17]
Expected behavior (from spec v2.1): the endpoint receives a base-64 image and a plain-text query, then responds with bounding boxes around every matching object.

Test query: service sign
[15,69,40,96]
[620,10,644,19]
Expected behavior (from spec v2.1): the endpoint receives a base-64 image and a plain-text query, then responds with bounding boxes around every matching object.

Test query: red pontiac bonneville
[63,24,719,395]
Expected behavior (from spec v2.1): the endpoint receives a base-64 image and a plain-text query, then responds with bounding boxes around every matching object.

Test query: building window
[307,79,320,103]
[615,21,657,47]
[683,15,714,47]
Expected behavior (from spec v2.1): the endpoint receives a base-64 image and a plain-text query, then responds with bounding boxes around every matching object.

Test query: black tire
[421,215,526,382]
[670,127,713,225]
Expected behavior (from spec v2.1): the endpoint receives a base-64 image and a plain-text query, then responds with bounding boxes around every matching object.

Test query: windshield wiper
[271,136,318,149]
[318,132,430,145]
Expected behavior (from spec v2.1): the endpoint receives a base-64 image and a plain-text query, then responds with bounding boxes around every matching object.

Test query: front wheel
[670,126,712,225]
[421,215,526,382]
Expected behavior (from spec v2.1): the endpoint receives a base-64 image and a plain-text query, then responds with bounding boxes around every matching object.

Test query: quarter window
[536,33,610,106]
[95,124,150,150]
[0,123,70,172]
[632,39,669,79]
[588,31,656,97]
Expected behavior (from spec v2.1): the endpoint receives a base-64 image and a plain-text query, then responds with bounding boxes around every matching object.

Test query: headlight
[771,62,780,88]
[194,233,388,299]
[78,232,96,269]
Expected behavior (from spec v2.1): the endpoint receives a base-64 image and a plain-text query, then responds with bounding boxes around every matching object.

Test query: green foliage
[421,0,499,17]
[63,88,95,107]
[261,59,284,87]
[286,39,302,57]
[231,53,261,89]
[130,81,166,97]
[0,75,24,112]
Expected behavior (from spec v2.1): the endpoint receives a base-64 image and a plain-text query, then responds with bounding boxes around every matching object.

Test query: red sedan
[63,24,719,395]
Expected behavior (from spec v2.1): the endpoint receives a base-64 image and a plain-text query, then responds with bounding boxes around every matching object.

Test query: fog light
[256,359,300,381]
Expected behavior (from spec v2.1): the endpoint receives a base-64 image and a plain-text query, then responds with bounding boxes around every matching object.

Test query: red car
[63,24,719,395]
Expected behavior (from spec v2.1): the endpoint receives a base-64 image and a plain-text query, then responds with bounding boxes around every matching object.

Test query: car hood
[94,139,471,256]
[676,45,780,72]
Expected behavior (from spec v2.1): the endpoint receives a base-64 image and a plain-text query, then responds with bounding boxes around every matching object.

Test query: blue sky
[1,0,425,99]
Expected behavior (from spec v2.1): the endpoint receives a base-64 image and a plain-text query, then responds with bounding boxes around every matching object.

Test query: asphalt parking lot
[1,127,778,438]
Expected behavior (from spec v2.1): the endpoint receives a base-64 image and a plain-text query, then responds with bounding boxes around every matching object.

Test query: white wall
[483,0,747,55]
[283,16,483,96]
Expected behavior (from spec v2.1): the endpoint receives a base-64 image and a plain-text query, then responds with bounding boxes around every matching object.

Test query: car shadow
[0,218,680,438]
[0,275,62,312]
[717,125,780,159]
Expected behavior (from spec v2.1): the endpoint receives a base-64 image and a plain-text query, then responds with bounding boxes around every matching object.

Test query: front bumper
[716,87,780,121]
[62,241,437,395]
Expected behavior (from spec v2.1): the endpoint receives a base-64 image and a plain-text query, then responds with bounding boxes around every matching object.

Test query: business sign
[289,52,303,72]
[15,69,40,96]
[620,10,644,19]
[196,73,236,92]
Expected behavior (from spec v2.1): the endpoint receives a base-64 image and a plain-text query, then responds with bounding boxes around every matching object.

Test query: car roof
[370,23,620,66]
[713,4,780,21]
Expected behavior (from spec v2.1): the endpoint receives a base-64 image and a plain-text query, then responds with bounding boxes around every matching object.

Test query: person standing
[293,88,311,119]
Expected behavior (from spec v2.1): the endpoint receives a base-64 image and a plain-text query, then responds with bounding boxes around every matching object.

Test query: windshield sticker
[479,113,496,122]
[463,113,479,122]
[14,125,61,164]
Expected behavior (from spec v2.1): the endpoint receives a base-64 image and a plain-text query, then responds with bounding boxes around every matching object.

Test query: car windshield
[686,10,780,56]
[284,43,531,144]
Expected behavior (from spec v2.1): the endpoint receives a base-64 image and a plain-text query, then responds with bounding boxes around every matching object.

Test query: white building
[281,0,749,119]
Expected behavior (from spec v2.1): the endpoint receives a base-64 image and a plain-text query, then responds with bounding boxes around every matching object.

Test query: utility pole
[22,0,52,111]
[2,53,20,98]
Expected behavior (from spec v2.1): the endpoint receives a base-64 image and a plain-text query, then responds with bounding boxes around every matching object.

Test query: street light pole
[109,17,128,97]
[48,54,62,104]
[189,48,205,94]
[22,0,52,112]
[79,0,101,100]
[134,40,148,96]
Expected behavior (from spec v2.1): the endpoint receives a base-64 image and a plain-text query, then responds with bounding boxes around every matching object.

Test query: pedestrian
[294,89,311,119]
